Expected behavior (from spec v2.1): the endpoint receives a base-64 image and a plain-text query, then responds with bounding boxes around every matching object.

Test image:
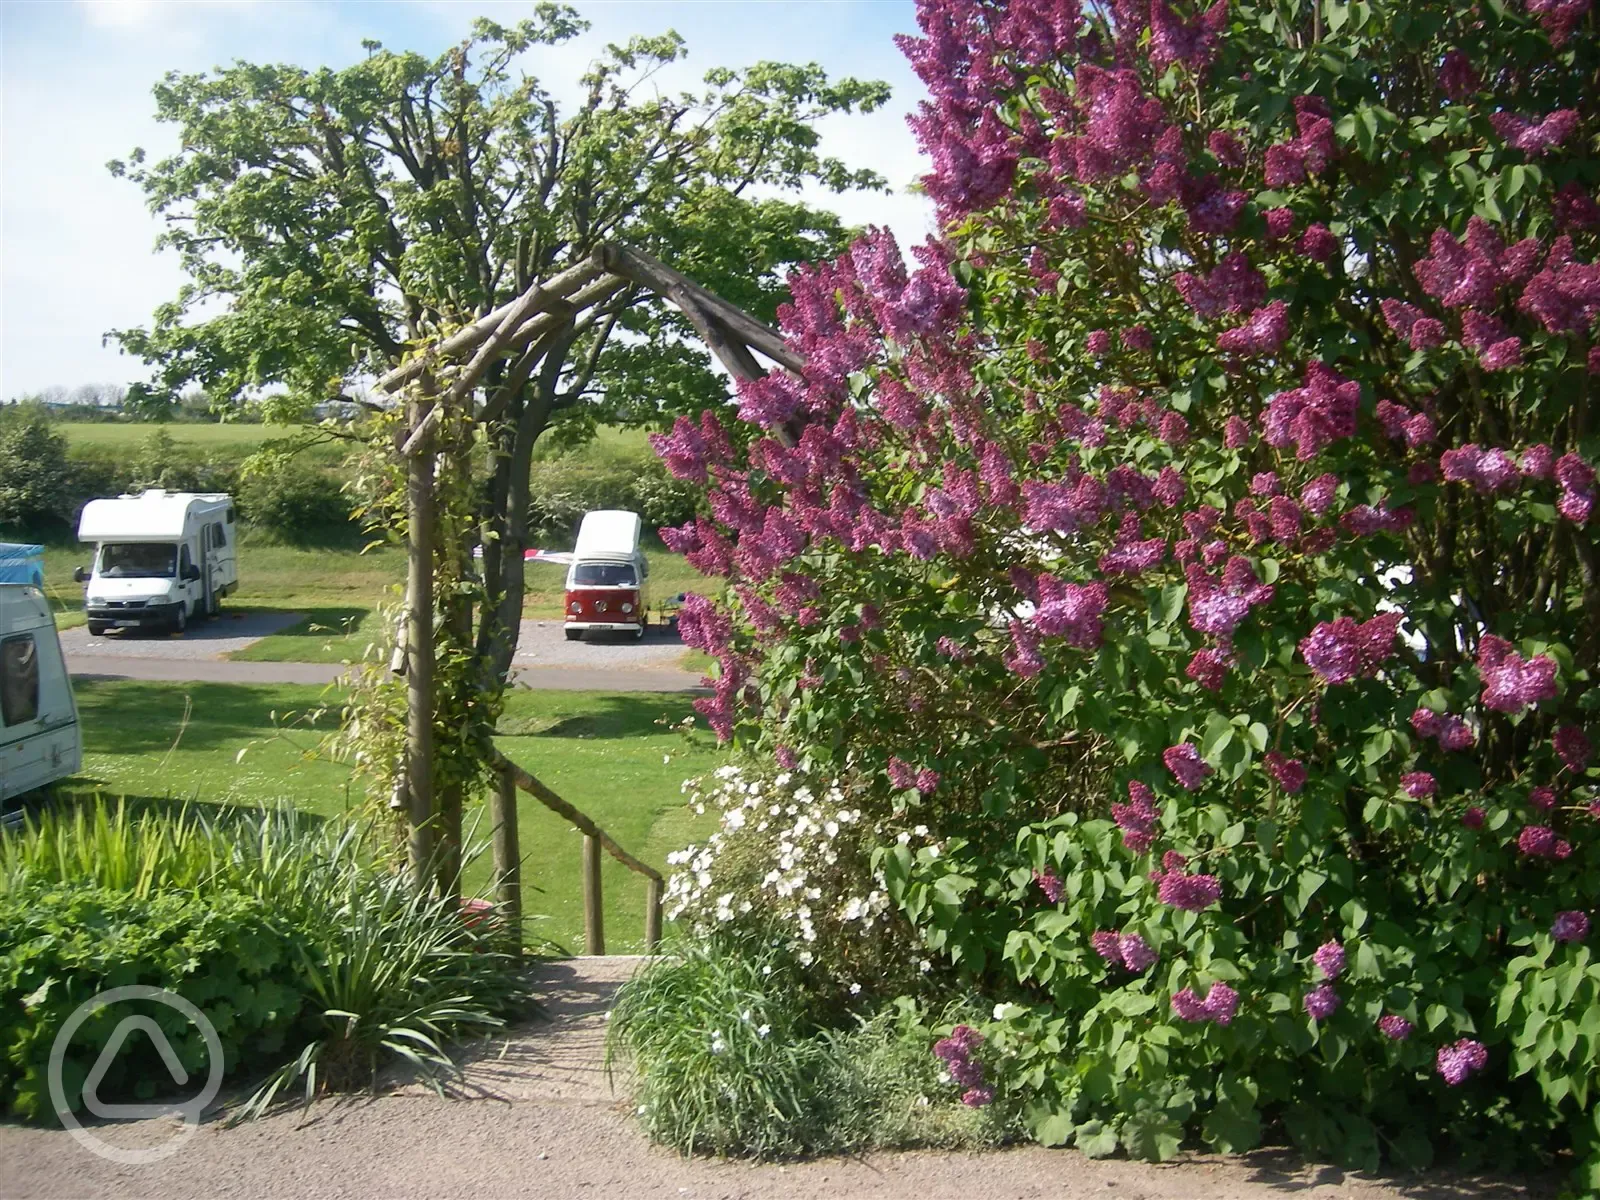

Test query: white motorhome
[0,583,81,825]
[75,490,238,635]
[562,510,650,641]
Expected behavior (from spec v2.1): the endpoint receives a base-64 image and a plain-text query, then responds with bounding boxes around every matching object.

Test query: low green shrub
[0,799,528,1122]
[527,454,700,545]
[608,937,1010,1158]
[236,463,354,542]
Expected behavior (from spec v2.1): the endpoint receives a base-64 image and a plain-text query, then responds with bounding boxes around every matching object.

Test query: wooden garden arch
[370,242,800,943]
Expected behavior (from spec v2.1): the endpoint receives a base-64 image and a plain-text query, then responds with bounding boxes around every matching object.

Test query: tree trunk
[404,392,436,888]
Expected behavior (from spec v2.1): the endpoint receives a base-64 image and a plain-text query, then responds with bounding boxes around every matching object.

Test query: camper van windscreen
[99,543,177,579]
[572,562,636,587]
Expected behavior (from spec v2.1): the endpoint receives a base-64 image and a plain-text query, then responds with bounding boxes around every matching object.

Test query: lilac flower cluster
[1435,1038,1488,1086]
[1092,929,1159,973]
[1171,982,1239,1025]
[1264,97,1336,189]
[1378,1014,1414,1041]
[1551,910,1590,943]
[1261,361,1360,460]
[1555,725,1593,771]
[1174,252,1266,319]
[1033,576,1109,647]
[1312,939,1346,979]
[1476,635,1559,715]
[888,757,941,794]
[1401,772,1437,799]
[1304,983,1342,1021]
[1411,707,1477,751]
[1156,871,1223,911]
[1035,867,1065,903]
[1113,780,1161,852]
[1186,556,1274,640]
[933,1024,992,1107]
[1216,300,1290,356]
[1518,824,1573,860]
[1264,752,1308,794]
[1162,742,1213,790]
[1298,613,1404,685]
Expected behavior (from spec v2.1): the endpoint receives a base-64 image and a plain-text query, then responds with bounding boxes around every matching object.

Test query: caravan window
[572,563,637,587]
[211,521,227,549]
[1,635,39,726]
[99,543,177,579]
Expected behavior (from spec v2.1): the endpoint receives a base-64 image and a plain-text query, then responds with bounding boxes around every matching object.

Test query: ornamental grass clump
[644,0,1600,1183]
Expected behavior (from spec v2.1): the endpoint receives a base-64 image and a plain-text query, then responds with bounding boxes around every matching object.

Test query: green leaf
[1202,1100,1263,1154]
[1122,1110,1184,1161]
[1076,1120,1121,1158]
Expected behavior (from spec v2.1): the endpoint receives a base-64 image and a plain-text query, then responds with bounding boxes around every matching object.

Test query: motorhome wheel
[87,620,108,637]
[173,605,187,634]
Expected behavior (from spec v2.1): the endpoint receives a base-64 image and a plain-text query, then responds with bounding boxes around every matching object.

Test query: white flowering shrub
[666,763,936,998]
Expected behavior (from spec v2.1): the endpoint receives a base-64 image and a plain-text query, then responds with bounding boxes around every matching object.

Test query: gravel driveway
[512,618,694,672]
[0,956,1554,1200]
[57,610,305,660]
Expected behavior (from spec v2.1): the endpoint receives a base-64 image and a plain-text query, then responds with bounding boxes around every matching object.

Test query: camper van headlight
[621,602,633,614]
[569,601,581,614]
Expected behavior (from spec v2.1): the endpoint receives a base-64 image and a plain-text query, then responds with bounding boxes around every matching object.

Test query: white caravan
[0,583,81,825]
[76,489,239,635]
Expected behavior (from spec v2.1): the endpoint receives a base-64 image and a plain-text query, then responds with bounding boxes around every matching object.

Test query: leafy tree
[109,6,887,681]
[0,413,71,534]
[650,0,1600,1184]
[123,382,175,422]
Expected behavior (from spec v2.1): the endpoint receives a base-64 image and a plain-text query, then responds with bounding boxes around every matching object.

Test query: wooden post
[404,398,436,888]
[645,876,663,952]
[581,834,604,955]
[491,760,522,953]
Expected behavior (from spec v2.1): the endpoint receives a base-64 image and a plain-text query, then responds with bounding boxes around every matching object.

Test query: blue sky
[0,0,933,399]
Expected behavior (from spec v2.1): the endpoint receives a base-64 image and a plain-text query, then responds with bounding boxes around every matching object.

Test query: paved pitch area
[512,618,699,671]
[0,958,1558,1200]
[58,610,304,659]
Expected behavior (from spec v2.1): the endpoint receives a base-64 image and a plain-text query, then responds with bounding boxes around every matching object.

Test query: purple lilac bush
[655,0,1599,1181]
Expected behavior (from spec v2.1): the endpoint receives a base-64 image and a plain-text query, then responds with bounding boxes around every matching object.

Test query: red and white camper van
[563,510,650,641]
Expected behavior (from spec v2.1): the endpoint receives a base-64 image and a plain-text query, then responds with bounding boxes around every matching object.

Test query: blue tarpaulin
[0,544,45,588]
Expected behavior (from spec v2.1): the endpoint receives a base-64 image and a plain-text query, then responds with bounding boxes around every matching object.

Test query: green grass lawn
[62,679,722,954]
[61,422,287,451]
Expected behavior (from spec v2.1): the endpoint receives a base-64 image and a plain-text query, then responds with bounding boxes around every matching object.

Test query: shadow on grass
[498,692,698,740]
[249,606,370,639]
[12,789,334,834]
[72,678,338,755]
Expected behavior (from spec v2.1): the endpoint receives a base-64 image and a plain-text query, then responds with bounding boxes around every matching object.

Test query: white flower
[914,824,928,837]
[757,1024,771,1038]
[709,1031,726,1055]
[993,1002,1021,1021]
[926,844,940,860]
[662,754,671,764]
[919,958,932,973]
[897,831,911,845]
[849,982,862,995]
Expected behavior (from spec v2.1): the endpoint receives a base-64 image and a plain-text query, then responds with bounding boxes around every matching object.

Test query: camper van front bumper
[86,601,184,627]
[564,620,644,633]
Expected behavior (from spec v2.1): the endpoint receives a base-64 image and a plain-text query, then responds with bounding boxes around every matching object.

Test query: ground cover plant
[626,0,1600,1184]
[64,679,720,952]
[0,799,528,1122]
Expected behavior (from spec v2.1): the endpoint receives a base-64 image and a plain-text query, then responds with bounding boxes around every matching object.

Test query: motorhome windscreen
[573,563,636,587]
[99,543,177,578]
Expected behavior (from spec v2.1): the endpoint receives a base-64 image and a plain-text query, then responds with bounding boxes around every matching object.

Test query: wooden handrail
[491,750,663,953]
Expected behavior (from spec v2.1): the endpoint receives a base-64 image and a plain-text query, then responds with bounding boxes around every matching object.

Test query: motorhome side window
[99,543,177,578]
[572,563,636,587]
[211,521,227,548]
[0,635,39,726]
[180,545,193,575]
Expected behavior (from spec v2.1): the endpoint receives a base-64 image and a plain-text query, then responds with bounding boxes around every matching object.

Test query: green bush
[0,413,71,535]
[609,937,1009,1158]
[527,454,700,545]
[237,463,354,541]
[0,800,527,1122]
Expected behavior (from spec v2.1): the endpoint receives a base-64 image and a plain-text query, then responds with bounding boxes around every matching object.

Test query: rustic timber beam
[492,750,663,885]
[375,257,608,394]
[594,242,805,374]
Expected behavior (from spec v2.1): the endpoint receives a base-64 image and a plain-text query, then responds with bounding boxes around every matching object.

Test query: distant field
[61,422,288,451]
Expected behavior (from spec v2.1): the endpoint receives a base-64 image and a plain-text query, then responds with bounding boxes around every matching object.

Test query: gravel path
[58,610,305,659]
[0,958,1557,1200]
